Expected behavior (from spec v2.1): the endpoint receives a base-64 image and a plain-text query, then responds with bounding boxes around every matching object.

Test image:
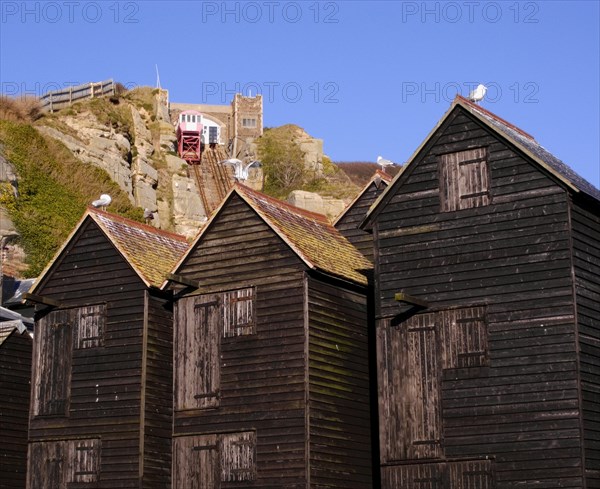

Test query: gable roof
[167,184,372,287]
[333,170,392,226]
[30,208,190,292]
[0,322,31,346]
[363,96,600,228]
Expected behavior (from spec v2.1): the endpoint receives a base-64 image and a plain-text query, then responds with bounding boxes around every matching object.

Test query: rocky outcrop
[38,114,133,198]
[287,190,346,220]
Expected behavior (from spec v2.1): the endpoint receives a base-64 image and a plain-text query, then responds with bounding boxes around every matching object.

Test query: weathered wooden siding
[307,275,372,488]
[373,107,583,487]
[29,219,148,488]
[142,291,174,488]
[172,194,309,488]
[335,181,385,262]
[0,329,32,489]
[571,200,600,485]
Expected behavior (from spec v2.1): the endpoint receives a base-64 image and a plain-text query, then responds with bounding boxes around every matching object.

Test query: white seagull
[468,84,487,104]
[377,156,395,174]
[222,159,262,181]
[91,194,112,210]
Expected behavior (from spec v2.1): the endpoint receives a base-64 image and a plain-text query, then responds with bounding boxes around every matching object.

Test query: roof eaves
[160,186,238,290]
[28,210,94,295]
[89,212,154,289]
[332,172,390,226]
[361,99,461,230]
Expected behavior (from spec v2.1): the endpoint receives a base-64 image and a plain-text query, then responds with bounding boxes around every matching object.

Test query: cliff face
[0,87,358,278]
[34,88,207,236]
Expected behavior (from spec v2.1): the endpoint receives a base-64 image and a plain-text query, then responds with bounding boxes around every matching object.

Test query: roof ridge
[375,169,393,182]
[87,207,188,242]
[234,183,331,223]
[455,95,535,140]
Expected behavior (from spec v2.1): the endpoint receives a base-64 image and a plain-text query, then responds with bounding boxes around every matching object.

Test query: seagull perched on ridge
[377,156,394,174]
[468,84,487,104]
[91,194,112,210]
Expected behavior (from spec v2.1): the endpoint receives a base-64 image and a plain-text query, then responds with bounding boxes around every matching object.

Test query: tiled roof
[457,95,600,202]
[31,208,190,293]
[89,208,190,288]
[363,96,600,228]
[171,184,372,286]
[333,170,392,226]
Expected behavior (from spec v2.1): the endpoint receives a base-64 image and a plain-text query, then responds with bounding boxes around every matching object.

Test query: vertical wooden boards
[173,435,219,489]
[0,329,32,489]
[33,309,72,417]
[382,459,494,488]
[174,294,221,411]
[440,147,489,212]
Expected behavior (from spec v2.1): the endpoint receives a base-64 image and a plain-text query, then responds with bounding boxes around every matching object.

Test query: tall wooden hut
[0,322,32,488]
[361,96,600,487]
[164,184,374,488]
[24,208,189,488]
[334,170,392,262]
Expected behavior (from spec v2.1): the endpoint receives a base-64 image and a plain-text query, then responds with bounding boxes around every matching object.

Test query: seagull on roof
[222,158,262,181]
[468,84,487,104]
[91,194,111,210]
[377,156,395,174]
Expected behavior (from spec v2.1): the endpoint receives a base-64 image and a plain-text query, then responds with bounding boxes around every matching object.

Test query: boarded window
[69,439,101,483]
[74,304,105,349]
[27,441,65,489]
[27,439,101,488]
[223,288,255,337]
[448,459,494,488]
[33,310,72,417]
[440,147,489,212]
[175,295,221,410]
[384,460,494,488]
[221,432,256,482]
[380,306,487,462]
[173,435,219,489]
[381,312,442,461]
[441,306,488,368]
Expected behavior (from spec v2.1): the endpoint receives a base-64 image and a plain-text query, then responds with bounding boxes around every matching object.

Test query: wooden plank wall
[335,181,385,262]
[142,291,174,488]
[307,275,372,488]
[0,329,32,489]
[373,107,583,487]
[172,194,309,488]
[571,200,600,485]
[29,219,148,488]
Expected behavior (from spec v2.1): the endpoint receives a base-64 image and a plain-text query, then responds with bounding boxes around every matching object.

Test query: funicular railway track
[190,146,234,216]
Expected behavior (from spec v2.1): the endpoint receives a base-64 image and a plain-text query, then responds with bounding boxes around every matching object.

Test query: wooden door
[173,435,220,489]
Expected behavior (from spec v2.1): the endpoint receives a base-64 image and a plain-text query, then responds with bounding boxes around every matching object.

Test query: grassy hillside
[0,119,142,277]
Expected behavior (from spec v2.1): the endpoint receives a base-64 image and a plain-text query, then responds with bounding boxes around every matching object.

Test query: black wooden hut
[361,96,600,488]
[0,323,32,488]
[334,170,392,262]
[164,184,374,488]
[25,208,189,488]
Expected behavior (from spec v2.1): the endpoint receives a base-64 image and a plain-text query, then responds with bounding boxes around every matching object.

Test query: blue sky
[1,0,599,186]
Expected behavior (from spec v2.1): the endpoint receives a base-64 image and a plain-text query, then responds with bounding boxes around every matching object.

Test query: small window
[70,439,101,483]
[439,147,489,212]
[223,288,255,337]
[221,432,256,482]
[242,118,257,128]
[75,305,105,349]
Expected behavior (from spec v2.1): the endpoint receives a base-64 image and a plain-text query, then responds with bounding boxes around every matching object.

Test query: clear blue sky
[1,0,599,187]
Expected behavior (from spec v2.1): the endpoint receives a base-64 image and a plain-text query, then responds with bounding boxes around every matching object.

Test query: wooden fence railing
[39,80,115,112]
